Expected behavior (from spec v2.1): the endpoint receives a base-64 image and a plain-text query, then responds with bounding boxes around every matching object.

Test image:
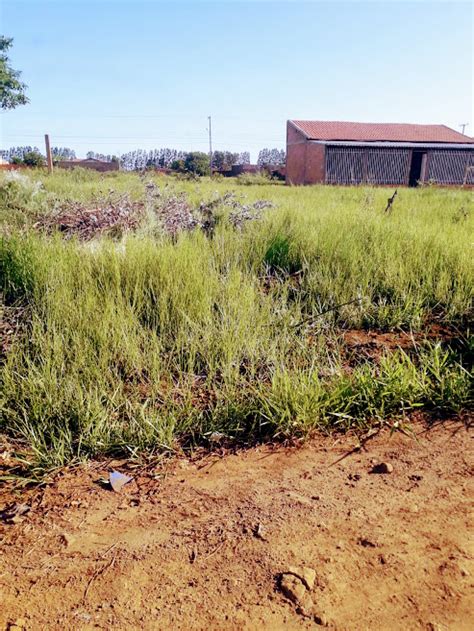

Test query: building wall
[230,164,260,176]
[286,123,307,185]
[58,160,119,172]
[0,164,22,171]
[304,143,326,184]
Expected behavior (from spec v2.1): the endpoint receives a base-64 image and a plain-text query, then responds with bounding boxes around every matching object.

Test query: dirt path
[1,418,472,631]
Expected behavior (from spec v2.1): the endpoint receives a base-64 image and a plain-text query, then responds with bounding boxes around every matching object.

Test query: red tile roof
[290,120,474,144]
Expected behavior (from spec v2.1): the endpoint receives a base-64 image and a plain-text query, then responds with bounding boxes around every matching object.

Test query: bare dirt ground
[1,417,472,631]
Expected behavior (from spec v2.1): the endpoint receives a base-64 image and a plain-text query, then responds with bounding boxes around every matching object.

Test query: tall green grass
[0,170,472,472]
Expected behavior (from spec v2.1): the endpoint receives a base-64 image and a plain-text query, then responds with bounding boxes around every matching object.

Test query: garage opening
[409,151,427,187]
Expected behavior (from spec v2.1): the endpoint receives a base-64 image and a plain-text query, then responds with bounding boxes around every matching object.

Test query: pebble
[314,613,329,626]
[280,574,306,604]
[348,473,361,481]
[371,462,394,474]
[287,565,317,590]
[296,599,315,619]
[60,532,75,547]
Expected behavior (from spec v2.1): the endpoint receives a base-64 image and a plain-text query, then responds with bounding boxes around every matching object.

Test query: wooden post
[44,134,53,173]
[208,116,213,176]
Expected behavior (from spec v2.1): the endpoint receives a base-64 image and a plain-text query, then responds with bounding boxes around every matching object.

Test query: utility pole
[208,115,213,176]
[44,134,53,173]
[459,123,469,135]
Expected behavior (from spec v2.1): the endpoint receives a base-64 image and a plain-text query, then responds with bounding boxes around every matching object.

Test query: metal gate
[325,147,410,185]
[427,150,474,185]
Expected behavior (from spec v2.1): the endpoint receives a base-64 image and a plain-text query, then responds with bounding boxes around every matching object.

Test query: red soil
[0,416,472,630]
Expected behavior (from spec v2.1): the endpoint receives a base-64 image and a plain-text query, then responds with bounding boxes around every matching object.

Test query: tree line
[118,148,254,171]
[1,146,77,166]
[1,146,286,172]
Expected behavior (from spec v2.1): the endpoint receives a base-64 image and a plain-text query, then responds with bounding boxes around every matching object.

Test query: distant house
[218,164,285,179]
[217,164,261,177]
[286,120,474,186]
[57,158,119,172]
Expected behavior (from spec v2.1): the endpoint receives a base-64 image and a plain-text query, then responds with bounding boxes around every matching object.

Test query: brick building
[286,120,474,186]
[57,158,119,172]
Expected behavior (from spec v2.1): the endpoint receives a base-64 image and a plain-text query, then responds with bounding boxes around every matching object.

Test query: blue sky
[1,0,473,160]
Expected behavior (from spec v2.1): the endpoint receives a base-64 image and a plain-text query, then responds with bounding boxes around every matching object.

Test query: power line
[2,133,284,141]
[18,112,289,122]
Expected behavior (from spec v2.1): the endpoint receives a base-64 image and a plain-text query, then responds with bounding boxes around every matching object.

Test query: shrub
[22,151,46,167]
[184,152,210,176]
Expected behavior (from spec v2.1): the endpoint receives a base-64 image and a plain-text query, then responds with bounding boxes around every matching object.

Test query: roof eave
[287,120,311,139]
[310,140,474,149]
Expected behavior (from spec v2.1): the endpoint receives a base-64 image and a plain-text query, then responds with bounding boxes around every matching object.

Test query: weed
[0,170,472,472]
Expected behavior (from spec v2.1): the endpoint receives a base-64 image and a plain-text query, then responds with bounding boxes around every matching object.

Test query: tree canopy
[0,36,29,110]
[257,148,286,166]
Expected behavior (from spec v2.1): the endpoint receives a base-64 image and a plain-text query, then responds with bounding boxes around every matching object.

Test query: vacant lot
[0,169,472,473]
[0,170,472,629]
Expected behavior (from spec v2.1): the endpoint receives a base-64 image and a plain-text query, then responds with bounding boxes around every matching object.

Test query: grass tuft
[0,170,472,472]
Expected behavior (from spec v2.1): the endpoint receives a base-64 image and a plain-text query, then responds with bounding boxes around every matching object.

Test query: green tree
[22,151,45,167]
[170,158,185,172]
[184,152,210,176]
[0,36,29,110]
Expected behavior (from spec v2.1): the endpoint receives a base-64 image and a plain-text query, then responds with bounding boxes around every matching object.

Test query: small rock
[371,462,393,474]
[9,620,27,631]
[296,596,315,618]
[280,574,307,604]
[288,565,317,590]
[254,523,267,541]
[314,613,329,626]
[209,431,226,444]
[359,537,377,548]
[60,532,75,547]
[287,492,314,507]
[1,503,30,525]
